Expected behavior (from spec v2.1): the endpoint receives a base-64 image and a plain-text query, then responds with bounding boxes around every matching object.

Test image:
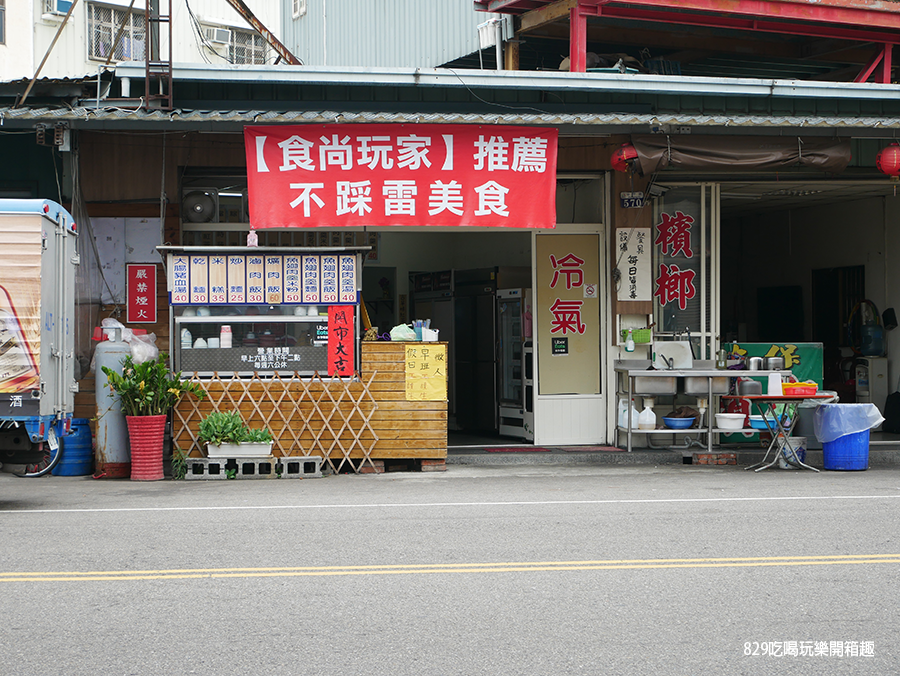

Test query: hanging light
[611,142,638,173]
[876,143,900,178]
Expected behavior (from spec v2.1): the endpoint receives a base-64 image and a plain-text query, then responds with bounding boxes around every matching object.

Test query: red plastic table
[723,394,835,472]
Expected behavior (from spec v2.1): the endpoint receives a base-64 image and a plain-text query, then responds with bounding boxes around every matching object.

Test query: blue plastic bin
[52,418,93,476]
[822,430,869,471]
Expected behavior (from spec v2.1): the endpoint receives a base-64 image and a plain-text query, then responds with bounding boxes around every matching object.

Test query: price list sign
[168,252,358,305]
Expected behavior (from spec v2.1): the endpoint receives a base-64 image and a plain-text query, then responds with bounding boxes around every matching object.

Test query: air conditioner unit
[205,26,232,45]
[42,0,73,19]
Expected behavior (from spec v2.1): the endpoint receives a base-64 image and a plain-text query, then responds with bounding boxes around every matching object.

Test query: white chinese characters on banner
[245,124,558,229]
[616,228,652,302]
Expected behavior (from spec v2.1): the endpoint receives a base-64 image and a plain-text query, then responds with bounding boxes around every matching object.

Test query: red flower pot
[126,414,167,481]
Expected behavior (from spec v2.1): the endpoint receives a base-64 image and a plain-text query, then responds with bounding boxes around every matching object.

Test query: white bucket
[422,328,440,342]
[777,436,807,469]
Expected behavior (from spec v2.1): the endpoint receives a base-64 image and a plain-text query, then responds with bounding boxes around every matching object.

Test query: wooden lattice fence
[173,371,379,474]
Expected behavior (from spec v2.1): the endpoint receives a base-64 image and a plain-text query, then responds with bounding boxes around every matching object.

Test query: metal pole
[16,0,81,108]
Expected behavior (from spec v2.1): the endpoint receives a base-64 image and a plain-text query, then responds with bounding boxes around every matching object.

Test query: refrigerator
[497,288,534,440]
[454,269,498,433]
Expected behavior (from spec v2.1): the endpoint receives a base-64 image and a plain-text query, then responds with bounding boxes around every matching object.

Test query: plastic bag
[389,324,417,341]
[813,403,885,443]
[130,332,159,364]
[100,317,134,343]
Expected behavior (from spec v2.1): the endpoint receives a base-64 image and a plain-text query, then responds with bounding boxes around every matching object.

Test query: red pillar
[569,5,587,73]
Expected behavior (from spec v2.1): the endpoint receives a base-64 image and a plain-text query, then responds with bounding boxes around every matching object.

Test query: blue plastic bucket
[822,429,869,471]
[52,419,93,476]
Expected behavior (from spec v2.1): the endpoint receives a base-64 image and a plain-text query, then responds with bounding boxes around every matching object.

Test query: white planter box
[205,442,273,458]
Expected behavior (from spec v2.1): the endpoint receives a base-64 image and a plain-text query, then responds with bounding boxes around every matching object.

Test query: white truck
[0,200,78,468]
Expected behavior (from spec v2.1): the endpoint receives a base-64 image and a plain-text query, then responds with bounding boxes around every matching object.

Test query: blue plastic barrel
[52,419,93,476]
[822,430,870,471]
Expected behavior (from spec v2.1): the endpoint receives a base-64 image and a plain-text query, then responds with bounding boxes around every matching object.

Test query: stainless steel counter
[614,360,792,453]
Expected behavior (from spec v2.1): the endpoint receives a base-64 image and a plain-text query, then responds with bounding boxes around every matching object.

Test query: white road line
[2,493,900,515]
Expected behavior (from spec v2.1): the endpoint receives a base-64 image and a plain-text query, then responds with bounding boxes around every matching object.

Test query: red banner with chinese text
[244,124,558,229]
[327,305,355,377]
[126,264,158,324]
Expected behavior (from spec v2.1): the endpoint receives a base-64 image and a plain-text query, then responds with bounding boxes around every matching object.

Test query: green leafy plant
[245,427,273,443]
[172,449,188,480]
[198,411,250,446]
[101,353,205,417]
[225,468,237,480]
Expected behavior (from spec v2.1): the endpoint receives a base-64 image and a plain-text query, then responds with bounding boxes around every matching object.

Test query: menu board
[168,253,358,305]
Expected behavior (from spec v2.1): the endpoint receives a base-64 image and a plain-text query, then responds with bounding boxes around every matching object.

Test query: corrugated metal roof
[3,105,900,133]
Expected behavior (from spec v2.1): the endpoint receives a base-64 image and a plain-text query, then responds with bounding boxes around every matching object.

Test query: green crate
[621,328,652,344]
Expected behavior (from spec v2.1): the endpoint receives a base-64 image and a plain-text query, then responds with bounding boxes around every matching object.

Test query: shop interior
[715,178,900,423]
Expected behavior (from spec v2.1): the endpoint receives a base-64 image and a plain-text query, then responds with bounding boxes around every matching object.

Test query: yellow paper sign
[405,344,447,401]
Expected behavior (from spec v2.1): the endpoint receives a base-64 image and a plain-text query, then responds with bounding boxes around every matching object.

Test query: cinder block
[185,455,322,480]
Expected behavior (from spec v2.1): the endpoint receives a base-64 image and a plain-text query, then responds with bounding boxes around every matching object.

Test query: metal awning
[3,105,900,137]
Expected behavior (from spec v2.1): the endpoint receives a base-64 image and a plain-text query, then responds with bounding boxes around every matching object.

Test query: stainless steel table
[614,361,788,453]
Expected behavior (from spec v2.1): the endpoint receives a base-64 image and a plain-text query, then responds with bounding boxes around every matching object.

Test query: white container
[638,405,656,430]
[207,337,220,349]
[618,399,640,430]
[220,325,232,348]
[715,413,745,431]
[422,328,440,342]
[767,373,783,396]
[206,442,273,459]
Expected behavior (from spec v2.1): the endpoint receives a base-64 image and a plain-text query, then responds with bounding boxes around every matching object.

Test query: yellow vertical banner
[405,344,448,401]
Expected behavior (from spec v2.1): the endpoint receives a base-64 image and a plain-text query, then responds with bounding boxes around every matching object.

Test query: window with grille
[87,3,146,61]
[230,28,267,65]
[292,0,307,19]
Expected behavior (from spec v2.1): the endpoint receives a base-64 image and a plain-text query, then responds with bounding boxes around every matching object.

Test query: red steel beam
[588,4,900,44]
[570,5,588,71]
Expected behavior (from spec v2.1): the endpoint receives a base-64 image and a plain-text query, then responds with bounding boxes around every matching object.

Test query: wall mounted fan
[182,190,218,223]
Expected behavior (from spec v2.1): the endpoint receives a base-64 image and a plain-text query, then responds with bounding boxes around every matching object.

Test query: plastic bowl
[663,416,695,430]
[715,413,745,431]
[748,415,785,431]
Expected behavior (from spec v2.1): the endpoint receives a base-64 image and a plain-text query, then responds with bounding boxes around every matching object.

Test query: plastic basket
[620,328,652,344]
[782,383,818,396]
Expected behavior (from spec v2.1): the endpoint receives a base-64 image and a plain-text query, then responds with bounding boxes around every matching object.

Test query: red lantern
[611,142,638,173]
[876,143,900,177]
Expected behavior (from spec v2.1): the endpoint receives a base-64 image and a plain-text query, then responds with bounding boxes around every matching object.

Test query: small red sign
[126,264,158,324]
[327,305,355,377]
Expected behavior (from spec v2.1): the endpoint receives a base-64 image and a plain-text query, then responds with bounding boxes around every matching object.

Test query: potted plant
[101,353,205,481]
[198,411,274,458]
